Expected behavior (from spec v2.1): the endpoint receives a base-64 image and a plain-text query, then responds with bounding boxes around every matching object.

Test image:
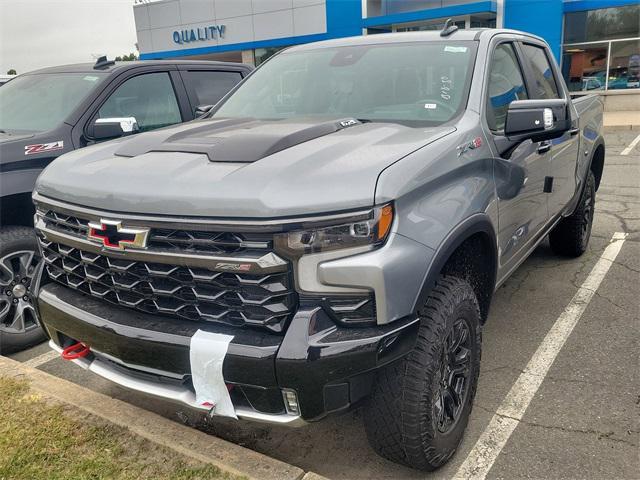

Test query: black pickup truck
[0,58,251,352]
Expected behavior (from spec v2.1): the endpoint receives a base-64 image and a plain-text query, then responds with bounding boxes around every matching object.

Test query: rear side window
[521,44,560,99]
[98,72,182,132]
[486,43,529,131]
[182,70,243,113]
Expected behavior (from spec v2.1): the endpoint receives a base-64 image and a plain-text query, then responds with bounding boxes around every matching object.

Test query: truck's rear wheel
[549,170,596,257]
[364,275,482,471]
[0,227,46,354]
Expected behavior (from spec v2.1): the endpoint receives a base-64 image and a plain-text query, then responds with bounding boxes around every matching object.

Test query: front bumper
[39,282,420,425]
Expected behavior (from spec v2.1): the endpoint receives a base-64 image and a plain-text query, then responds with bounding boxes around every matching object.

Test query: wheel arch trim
[411,213,498,319]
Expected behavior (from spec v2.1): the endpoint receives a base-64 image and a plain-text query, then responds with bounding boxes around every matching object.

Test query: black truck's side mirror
[505,99,570,143]
[92,117,139,140]
[194,105,214,117]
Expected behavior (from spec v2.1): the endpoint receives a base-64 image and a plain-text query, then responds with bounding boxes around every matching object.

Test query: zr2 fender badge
[24,141,64,156]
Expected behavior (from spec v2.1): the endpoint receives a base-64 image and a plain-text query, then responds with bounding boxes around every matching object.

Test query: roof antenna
[94,55,115,70]
[440,18,459,37]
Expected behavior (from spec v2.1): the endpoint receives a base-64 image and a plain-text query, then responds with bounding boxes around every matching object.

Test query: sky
[0,0,138,75]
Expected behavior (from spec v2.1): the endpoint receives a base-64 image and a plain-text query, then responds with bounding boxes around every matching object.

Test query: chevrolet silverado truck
[32,27,604,470]
[0,57,251,352]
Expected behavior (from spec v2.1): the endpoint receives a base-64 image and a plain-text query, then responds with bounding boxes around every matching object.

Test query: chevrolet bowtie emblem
[87,219,150,251]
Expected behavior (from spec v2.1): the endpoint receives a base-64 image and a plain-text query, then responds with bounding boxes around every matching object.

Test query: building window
[395,19,465,32]
[562,5,639,93]
[608,40,640,90]
[254,47,286,66]
[564,5,639,44]
[563,43,608,92]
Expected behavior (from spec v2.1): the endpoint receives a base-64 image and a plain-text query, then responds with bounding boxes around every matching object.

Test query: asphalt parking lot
[7,130,639,479]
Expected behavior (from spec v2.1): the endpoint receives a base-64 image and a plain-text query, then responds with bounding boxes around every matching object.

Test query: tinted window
[214,42,477,127]
[182,70,242,112]
[486,43,528,131]
[522,44,560,99]
[0,73,106,133]
[564,5,639,43]
[98,72,181,132]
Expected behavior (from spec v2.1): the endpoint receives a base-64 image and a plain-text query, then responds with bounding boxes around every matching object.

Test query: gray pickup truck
[32,27,604,470]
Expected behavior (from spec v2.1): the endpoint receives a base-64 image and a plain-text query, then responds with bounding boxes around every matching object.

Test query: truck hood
[36,117,455,218]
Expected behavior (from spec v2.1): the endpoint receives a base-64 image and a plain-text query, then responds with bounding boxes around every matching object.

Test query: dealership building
[133,0,639,110]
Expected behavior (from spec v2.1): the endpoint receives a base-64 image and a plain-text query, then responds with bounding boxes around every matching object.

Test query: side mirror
[504,99,570,143]
[92,117,139,140]
[194,105,214,117]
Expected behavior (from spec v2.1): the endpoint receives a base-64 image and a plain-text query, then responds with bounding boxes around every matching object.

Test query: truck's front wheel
[364,275,482,471]
[0,226,46,354]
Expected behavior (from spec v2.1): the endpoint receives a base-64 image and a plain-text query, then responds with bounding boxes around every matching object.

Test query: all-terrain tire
[549,170,596,257]
[0,226,46,354]
[363,275,482,471]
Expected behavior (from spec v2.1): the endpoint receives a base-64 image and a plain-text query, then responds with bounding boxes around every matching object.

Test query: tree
[6,69,16,75]
[114,53,138,62]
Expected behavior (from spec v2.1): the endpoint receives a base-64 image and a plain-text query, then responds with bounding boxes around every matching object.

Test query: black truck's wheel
[549,170,596,257]
[0,227,46,354]
[364,275,482,471]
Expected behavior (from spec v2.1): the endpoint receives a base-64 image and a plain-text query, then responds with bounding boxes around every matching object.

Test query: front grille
[40,239,295,332]
[37,206,297,333]
[42,210,273,256]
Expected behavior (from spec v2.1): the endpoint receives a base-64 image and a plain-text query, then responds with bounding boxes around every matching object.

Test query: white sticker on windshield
[83,75,99,82]
[444,46,468,53]
[424,103,437,109]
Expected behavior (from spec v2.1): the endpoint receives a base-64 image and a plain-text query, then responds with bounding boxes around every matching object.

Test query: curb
[0,354,309,480]
[603,124,640,132]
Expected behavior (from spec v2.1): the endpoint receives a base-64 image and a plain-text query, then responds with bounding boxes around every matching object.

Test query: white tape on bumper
[190,330,237,419]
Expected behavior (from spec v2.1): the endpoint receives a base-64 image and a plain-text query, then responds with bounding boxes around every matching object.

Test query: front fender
[412,214,498,319]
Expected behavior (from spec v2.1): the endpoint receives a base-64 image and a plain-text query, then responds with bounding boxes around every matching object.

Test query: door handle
[537,141,552,154]
[569,127,580,136]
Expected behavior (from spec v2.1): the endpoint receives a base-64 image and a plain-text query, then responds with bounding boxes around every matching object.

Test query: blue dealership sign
[173,25,226,44]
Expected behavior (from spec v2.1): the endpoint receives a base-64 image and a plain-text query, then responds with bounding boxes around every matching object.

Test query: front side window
[486,43,528,132]
[522,44,560,99]
[182,70,242,114]
[213,41,477,127]
[0,72,106,134]
[98,72,181,132]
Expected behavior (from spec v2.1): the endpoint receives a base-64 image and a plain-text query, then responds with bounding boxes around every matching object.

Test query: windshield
[0,72,107,134]
[214,41,477,127]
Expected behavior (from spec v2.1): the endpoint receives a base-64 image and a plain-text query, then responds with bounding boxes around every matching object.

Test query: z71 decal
[24,141,64,156]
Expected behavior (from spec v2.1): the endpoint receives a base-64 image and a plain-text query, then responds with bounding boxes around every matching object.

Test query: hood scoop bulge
[114,117,362,163]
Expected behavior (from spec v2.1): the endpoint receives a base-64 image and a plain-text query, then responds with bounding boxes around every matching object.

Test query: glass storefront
[562,5,640,92]
[254,47,287,67]
[369,13,495,35]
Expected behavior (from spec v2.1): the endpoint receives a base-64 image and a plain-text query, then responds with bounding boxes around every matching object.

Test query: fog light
[282,389,300,415]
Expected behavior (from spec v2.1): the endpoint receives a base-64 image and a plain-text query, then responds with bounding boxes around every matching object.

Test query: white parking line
[455,232,628,480]
[22,349,59,368]
[621,133,640,156]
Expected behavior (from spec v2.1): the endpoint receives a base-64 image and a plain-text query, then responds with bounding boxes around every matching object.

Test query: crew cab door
[519,42,580,218]
[76,66,188,146]
[484,42,551,274]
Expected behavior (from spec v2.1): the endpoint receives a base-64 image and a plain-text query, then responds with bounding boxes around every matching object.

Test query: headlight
[276,204,393,256]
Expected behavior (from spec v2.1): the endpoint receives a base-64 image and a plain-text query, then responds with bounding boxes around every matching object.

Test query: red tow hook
[61,342,90,360]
